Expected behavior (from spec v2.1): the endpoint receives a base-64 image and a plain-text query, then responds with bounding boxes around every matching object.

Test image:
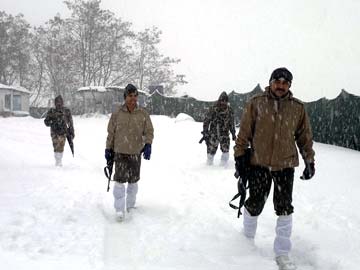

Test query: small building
[106,86,148,109]
[0,83,30,116]
[73,85,149,114]
[73,86,113,114]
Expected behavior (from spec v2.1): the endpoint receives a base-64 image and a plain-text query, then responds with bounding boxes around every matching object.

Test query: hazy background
[2,0,360,101]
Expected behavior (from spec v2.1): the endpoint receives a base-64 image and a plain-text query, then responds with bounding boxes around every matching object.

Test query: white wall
[0,89,30,113]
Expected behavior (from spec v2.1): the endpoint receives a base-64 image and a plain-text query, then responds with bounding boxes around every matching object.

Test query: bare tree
[1,0,188,109]
[31,15,79,103]
[135,27,187,94]
[64,0,134,87]
[0,11,31,85]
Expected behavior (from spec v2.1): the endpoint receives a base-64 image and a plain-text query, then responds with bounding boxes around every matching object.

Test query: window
[5,94,11,109]
[13,95,22,111]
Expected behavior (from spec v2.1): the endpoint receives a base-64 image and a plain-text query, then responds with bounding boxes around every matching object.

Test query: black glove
[44,113,55,126]
[105,149,114,163]
[234,155,247,179]
[202,130,210,139]
[300,162,315,180]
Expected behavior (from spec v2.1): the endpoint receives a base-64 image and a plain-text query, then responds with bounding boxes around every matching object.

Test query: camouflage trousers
[114,153,141,184]
[51,134,66,152]
[206,135,230,155]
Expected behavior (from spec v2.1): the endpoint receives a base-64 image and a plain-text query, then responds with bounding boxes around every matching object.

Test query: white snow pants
[274,214,293,257]
[113,182,138,213]
[243,209,293,257]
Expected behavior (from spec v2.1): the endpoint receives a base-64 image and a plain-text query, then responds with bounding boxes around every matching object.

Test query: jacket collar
[121,103,139,112]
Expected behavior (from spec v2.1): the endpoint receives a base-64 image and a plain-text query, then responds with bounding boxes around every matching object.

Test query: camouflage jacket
[106,104,154,155]
[234,87,315,171]
[203,104,236,137]
[44,107,74,137]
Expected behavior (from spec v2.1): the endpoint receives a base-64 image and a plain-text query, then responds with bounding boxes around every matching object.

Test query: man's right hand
[234,155,247,179]
[202,130,209,140]
[105,149,114,163]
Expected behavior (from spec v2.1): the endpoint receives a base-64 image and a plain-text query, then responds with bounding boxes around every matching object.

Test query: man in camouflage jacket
[234,67,315,270]
[44,95,74,166]
[105,84,154,221]
[203,91,236,166]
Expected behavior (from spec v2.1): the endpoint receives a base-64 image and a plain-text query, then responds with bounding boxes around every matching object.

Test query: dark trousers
[245,166,294,216]
[114,153,141,184]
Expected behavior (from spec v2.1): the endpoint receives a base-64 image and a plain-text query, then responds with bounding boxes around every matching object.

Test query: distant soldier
[105,84,154,221]
[44,95,75,166]
[202,91,236,166]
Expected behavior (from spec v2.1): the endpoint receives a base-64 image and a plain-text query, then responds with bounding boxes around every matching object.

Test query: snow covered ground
[1,115,360,270]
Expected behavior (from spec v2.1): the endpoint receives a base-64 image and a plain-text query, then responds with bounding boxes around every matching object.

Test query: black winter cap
[54,95,63,104]
[269,67,293,83]
[124,84,138,99]
[218,91,228,102]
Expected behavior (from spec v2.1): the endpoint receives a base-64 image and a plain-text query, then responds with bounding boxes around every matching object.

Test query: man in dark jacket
[234,67,315,270]
[203,91,236,166]
[44,95,74,166]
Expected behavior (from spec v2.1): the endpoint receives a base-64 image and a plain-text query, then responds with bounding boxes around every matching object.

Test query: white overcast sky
[2,0,360,101]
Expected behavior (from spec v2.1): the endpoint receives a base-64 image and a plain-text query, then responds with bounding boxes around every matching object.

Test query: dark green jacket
[203,103,236,138]
[44,107,74,137]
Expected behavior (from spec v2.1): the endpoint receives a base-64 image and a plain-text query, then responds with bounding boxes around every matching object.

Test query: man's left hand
[142,144,152,160]
[300,162,315,180]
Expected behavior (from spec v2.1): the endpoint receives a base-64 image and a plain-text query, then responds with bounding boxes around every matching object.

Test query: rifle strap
[229,192,243,218]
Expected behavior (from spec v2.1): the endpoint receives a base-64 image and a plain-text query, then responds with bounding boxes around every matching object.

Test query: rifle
[229,148,252,218]
[61,109,74,157]
[104,159,114,192]
[66,128,74,157]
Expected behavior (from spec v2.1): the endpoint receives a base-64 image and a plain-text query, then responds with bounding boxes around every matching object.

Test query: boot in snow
[54,152,63,166]
[275,255,296,270]
[116,211,125,222]
[206,153,215,165]
[220,152,229,166]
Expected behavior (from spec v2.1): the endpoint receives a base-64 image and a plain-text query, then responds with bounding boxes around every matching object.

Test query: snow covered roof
[136,89,148,95]
[77,85,148,95]
[0,83,31,94]
[77,86,108,92]
[105,85,126,90]
[106,85,148,95]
